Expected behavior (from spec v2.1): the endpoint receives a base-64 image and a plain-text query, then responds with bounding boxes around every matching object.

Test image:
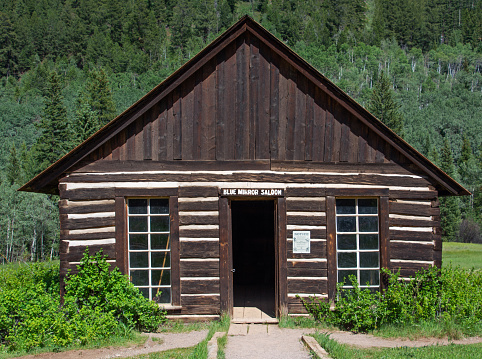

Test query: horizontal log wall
[286,195,327,314]
[388,197,440,277]
[59,165,437,316]
[179,193,220,315]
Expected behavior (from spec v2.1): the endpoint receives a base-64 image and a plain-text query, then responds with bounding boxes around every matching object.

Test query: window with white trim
[335,198,380,291]
[127,198,171,303]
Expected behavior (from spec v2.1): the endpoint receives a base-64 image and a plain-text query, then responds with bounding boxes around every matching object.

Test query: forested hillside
[1,0,481,262]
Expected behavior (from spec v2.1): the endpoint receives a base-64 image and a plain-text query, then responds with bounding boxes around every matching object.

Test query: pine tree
[32,71,73,174]
[367,71,404,137]
[439,137,461,241]
[6,145,20,185]
[73,93,99,145]
[0,11,17,77]
[85,68,117,128]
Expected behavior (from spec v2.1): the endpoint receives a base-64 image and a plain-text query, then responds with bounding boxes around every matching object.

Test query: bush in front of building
[64,249,167,334]
[300,266,482,334]
[0,250,166,352]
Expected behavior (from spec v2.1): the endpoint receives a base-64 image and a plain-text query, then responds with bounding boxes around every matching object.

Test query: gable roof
[19,16,469,197]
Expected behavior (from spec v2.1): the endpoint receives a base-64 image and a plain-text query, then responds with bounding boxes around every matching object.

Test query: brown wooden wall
[58,165,439,317]
[82,32,411,170]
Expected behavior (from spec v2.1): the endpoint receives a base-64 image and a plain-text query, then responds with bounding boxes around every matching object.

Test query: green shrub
[0,250,167,353]
[300,266,482,334]
[64,249,167,332]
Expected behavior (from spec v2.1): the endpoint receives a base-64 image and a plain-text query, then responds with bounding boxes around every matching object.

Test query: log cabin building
[20,16,468,321]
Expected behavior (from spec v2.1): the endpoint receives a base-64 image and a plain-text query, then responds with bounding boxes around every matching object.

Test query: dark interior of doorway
[231,200,275,317]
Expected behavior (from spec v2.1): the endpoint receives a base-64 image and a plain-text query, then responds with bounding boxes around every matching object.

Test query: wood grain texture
[287,278,328,293]
[170,196,181,306]
[181,279,220,294]
[180,261,220,277]
[180,241,220,258]
[390,241,433,261]
[326,196,336,300]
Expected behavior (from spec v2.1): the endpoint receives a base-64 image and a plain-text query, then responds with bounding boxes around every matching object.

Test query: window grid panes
[336,198,380,290]
[128,198,171,304]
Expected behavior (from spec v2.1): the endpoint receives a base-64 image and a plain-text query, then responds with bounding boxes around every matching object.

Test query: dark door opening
[231,200,275,318]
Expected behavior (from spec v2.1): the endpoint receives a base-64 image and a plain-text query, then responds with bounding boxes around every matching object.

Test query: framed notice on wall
[293,231,311,254]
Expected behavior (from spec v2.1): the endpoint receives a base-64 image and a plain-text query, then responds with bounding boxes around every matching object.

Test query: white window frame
[127,197,171,304]
[335,197,380,291]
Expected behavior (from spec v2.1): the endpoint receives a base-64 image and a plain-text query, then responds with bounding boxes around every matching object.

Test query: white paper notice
[293,231,310,254]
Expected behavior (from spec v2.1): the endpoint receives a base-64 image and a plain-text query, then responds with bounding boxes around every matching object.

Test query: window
[335,198,380,291]
[127,198,171,303]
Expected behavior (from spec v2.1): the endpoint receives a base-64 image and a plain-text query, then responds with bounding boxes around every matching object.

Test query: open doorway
[231,200,276,320]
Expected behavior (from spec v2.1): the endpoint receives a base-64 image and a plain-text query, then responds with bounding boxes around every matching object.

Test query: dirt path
[324,330,482,348]
[16,330,208,359]
[14,325,482,359]
[225,324,314,359]
[224,324,482,358]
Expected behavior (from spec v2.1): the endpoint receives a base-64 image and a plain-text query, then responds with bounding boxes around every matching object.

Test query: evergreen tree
[73,93,99,145]
[85,68,117,127]
[31,71,73,174]
[0,11,17,77]
[367,71,404,137]
[6,145,20,186]
[439,137,461,241]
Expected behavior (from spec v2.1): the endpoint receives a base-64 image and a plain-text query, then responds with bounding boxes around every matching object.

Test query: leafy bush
[300,266,482,334]
[0,250,167,352]
[64,249,166,333]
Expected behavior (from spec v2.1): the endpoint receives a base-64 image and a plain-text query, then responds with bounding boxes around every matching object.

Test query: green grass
[278,315,334,329]
[126,347,194,358]
[0,332,147,359]
[442,242,482,269]
[312,332,482,359]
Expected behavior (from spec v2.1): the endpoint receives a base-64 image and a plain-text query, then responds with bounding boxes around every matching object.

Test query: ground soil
[15,330,208,359]
[13,326,482,359]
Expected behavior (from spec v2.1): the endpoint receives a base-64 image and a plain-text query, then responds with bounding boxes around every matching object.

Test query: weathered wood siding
[59,165,439,316]
[77,32,415,174]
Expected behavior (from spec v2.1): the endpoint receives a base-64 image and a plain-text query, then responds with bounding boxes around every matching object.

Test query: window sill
[158,304,182,311]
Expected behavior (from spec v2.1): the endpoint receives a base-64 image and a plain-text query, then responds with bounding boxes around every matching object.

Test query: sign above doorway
[220,188,284,197]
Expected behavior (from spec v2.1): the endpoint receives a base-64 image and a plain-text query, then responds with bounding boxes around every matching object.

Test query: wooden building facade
[21,17,468,320]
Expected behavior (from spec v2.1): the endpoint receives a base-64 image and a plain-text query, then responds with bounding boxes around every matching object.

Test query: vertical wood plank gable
[143,108,153,160]
[235,35,249,159]
[304,82,314,161]
[257,41,271,159]
[294,73,306,161]
[111,131,120,160]
[249,34,259,160]
[181,76,194,160]
[348,114,359,163]
[323,97,334,162]
[202,59,216,160]
[278,59,289,161]
[151,102,161,161]
[135,115,143,160]
[339,106,350,163]
[157,98,167,160]
[224,41,236,160]
[269,53,280,159]
[172,89,182,160]
[331,102,341,162]
[216,50,226,161]
[312,87,326,162]
[126,122,136,161]
[286,66,296,161]
[193,70,203,160]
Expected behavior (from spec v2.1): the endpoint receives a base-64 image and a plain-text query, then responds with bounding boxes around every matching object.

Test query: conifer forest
[0,0,481,262]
